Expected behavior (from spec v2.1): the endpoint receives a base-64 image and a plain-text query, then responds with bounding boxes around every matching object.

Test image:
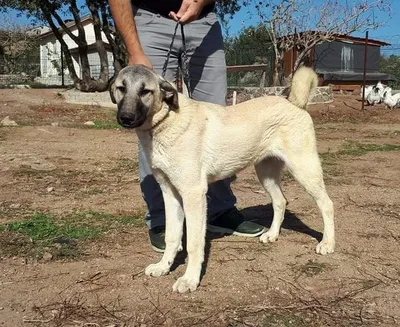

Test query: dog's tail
[288,66,318,110]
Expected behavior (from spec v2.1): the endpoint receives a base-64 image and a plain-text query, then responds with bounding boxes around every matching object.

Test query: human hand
[128,52,153,69]
[169,0,206,24]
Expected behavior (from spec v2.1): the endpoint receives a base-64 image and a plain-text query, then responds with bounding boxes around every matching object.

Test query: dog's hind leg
[145,181,184,277]
[255,158,287,243]
[285,152,335,255]
[172,180,207,293]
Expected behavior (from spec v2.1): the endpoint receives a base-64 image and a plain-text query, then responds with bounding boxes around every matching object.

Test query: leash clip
[161,21,192,98]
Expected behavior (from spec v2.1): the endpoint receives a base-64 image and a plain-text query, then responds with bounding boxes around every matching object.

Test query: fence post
[260,70,266,88]
[361,31,369,111]
[232,90,237,105]
[61,53,65,87]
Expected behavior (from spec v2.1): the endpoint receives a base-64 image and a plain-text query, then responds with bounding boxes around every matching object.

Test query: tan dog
[111,65,335,293]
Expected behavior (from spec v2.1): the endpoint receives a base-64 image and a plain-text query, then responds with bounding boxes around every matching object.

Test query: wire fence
[225,46,274,88]
[0,35,399,89]
[0,46,273,88]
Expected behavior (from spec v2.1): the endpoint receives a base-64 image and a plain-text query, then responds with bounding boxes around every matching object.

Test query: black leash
[161,21,192,98]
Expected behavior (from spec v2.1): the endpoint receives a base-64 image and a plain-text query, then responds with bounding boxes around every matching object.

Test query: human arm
[108,0,152,68]
[169,0,216,24]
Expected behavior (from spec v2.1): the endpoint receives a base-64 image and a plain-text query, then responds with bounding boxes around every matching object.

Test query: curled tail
[288,66,318,110]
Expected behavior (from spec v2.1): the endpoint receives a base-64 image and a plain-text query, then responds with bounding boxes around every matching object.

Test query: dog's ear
[159,79,179,110]
[108,76,117,104]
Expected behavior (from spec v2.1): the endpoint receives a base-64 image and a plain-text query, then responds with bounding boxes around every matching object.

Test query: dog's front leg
[173,182,207,293]
[145,182,184,277]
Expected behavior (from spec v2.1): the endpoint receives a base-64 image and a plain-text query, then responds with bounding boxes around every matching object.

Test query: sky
[2,0,400,51]
[228,1,400,42]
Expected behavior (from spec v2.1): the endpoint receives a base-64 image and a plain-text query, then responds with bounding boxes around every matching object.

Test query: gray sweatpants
[134,7,236,229]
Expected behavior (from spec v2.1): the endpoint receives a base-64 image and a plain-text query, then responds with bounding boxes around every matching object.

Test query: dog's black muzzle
[117,111,147,129]
[117,99,149,129]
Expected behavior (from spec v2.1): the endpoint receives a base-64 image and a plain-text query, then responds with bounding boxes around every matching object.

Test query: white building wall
[38,19,112,84]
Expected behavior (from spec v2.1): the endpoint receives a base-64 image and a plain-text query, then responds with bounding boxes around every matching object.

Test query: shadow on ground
[170,204,322,277]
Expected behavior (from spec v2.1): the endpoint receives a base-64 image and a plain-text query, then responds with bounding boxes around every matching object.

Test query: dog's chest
[138,133,172,172]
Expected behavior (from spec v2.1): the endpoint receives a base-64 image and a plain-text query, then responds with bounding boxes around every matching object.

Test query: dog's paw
[172,275,199,293]
[145,262,170,277]
[316,240,335,255]
[260,229,279,243]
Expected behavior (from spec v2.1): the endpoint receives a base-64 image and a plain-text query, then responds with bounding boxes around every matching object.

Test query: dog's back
[287,66,318,110]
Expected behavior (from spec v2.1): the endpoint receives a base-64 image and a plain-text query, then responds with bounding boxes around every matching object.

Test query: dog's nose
[118,112,137,126]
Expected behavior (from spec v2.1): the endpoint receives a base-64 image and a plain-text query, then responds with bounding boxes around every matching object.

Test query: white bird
[366,86,382,105]
[361,81,385,103]
[360,85,373,98]
[382,87,400,109]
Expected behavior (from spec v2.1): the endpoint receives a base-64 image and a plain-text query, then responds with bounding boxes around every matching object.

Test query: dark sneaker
[207,207,265,237]
[148,226,166,253]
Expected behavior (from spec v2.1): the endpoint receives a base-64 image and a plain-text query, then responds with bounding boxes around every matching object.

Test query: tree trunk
[70,1,93,90]
[44,12,80,84]
[101,6,126,80]
[43,0,124,92]
[272,56,279,86]
[272,52,284,86]
[87,2,109,91]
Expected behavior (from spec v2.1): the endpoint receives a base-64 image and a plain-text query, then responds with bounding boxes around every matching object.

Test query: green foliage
[339,141,400,156]
[380,55,400,89]
[0,210,144,259]
[3,213,103,243]
[225,24,273,64]
[215,0,250,20]
[224,24,274,86]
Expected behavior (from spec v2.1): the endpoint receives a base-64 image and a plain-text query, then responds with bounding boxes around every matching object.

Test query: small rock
[47,186,55,193]
[1,116,18,127]
[42,252,53,261]
[84,121,95,126]
[0,307,3,310]
[51,122,59,127]
[9,203,21,209]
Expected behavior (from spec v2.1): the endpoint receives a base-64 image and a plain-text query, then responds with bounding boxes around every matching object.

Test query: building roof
[37,14,93,39]
[332,33,390,47]
[281,31,391,47]
[319,71,397,82]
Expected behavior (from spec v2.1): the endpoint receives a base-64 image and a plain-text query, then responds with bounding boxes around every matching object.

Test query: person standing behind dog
[109,0,265,252]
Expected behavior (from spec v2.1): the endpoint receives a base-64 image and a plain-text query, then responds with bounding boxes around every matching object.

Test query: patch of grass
[69,210,145,228]
[2,213,103,243]
[119,157,138,171]
[14,167,81,179]
[243,178,259,185]
[292,260,331,278]
[358,231,383,240]
[14,167,45,177]
[319,153,343,180]
[91,119,121,130]
[0,210,145,260]
[339,141,400,156]
[263,314,307,327]
[85,187,105,195]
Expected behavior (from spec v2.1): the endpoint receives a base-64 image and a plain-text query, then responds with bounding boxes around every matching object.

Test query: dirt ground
[0,89,399,327]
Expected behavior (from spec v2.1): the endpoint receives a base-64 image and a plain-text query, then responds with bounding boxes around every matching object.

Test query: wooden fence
[227,64,269,88]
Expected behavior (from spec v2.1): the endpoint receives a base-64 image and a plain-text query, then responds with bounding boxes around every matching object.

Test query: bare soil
[0,89,400,327]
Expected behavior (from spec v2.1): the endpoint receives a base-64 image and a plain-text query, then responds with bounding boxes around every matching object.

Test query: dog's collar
[142,104,172,133]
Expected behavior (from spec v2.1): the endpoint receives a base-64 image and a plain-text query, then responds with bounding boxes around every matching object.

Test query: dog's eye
[116,86,126,93]
[141,89,152,97]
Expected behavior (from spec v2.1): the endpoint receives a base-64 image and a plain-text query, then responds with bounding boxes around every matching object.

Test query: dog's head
[110,65,178,129]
